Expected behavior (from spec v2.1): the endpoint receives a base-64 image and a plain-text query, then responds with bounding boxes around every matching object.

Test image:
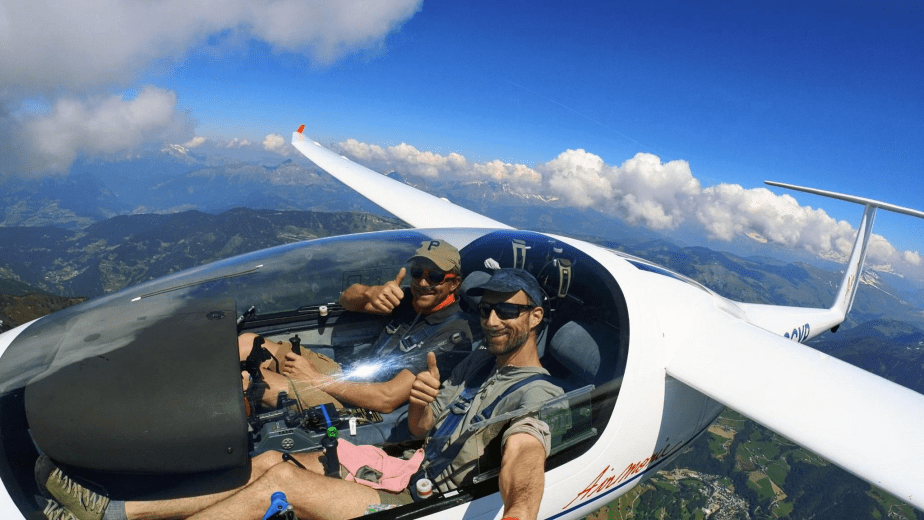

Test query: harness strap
[512,239,529,269]
[471,374,559,424]
[421,371,560,480]
[423,357,495,463]
[372,310,468,357]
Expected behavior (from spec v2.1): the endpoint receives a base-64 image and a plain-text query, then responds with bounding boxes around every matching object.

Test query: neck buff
[413,293,456,315]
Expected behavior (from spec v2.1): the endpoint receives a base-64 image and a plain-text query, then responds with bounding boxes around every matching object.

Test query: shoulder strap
[419,355,494,471]
[370,313,419,357]
[398,311,468,353]
[371,308,469,357]
[425,355,495,447]
[472,373,560,424]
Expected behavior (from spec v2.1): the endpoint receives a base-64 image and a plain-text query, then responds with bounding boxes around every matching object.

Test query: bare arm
[339,268,406,314]
[282,355,415,413]
[408,352,440,438]
[499,433,547,520]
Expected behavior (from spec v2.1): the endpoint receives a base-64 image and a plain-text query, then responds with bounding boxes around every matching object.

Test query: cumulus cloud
[536,150,702,229]
[539,149,610,207]
[224,138,253,149]
[0,0,422,176]
[18,87,193,175]
[337,139,541,189]
[334,139,923,275]
[183,136,208,148]
[338,139,469,179]
[0,0,423,97]
[262,133,294,156]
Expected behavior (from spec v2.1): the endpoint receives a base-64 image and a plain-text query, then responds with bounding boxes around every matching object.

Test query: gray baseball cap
[466,268,544,306]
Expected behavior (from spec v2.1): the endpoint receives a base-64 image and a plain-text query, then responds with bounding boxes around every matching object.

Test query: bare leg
[238,333,298,406]
[187,462,380,520]
[239,333,344,408]
[238,333,290,370]
[124,452,324,519]
[260,369,297,407]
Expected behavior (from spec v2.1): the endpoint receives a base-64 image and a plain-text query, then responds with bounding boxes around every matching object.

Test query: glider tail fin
[833,204,875,317]
[765,181,924,320]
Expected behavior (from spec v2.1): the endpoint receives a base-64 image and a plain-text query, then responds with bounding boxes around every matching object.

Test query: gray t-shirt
[420,348,563,492]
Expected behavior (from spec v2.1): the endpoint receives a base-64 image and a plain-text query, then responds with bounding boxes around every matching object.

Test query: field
[583,409,921,520]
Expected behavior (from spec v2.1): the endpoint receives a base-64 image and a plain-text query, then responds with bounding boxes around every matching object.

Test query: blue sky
[2,0,924,277]
[170,2,923,192]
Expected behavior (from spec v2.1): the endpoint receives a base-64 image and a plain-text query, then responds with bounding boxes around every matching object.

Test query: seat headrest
[549,321,606,384]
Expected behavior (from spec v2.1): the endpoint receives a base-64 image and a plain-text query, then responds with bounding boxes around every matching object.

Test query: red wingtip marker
[297,124,305,134]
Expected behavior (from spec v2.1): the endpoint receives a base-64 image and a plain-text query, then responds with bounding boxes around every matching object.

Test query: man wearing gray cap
[407,267,562,518]
[278,239,473,413]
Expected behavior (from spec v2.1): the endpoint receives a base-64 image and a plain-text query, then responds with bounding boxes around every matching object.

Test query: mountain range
[3,148,923,337]
[0,208,405,306]
[3,149,924,517]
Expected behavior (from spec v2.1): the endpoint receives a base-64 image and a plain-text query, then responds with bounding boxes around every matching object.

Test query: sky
[2,1,924,280]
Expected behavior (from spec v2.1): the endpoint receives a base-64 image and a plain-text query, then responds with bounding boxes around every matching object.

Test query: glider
[0,126,920,519]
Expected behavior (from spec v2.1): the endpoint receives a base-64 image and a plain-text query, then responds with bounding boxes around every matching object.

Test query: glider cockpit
[0,227,629,516]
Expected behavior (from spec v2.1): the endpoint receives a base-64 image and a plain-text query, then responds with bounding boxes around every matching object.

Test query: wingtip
[296,124,305,134]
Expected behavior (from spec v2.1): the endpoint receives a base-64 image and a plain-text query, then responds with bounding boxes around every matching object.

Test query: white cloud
[335,138,923,276]
[338,139,470,179]
[262,133,294,156]
[0,0,423,96]
[225,138,253,149]
[248,1,423,64]
[184,136,208,148]
[263,134,285,151]
[21,87,193,174]
[170,135,294,157]
[611,153,701,230]
[0,0,422,176]
[539,149,611,207]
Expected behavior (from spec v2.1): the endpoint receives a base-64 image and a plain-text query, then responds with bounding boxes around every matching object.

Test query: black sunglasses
[478,301,534,320]
[410,267,455,284]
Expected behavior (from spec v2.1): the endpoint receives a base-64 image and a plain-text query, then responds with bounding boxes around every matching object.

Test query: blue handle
[262,491,290,520]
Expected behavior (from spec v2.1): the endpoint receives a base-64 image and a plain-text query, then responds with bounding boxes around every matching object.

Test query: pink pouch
[337,439,425,492]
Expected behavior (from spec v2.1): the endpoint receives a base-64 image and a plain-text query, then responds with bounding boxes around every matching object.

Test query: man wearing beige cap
[273,239,473,413]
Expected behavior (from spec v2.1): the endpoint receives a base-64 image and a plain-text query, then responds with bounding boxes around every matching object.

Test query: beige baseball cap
[408,239,460,272]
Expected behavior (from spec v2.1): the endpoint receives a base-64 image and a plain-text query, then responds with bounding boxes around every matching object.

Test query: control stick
[321,427,340,478]
[242,336,271,411]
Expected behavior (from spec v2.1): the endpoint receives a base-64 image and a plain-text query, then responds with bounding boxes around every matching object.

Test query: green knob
[326,426,338,438]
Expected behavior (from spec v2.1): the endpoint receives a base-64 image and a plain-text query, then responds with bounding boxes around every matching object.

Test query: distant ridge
[0,208,406,298]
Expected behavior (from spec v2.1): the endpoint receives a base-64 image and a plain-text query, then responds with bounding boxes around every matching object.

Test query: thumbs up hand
[410,352,441,407]
[364,267,406,313]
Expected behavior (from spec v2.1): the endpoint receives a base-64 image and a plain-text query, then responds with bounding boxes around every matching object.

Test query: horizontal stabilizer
[291,128,512,230]
[766,181,924,219]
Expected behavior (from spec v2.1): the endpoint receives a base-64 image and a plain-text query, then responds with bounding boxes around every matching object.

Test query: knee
[252,451,284,475]
[239,333,262,359]
[263,461,301,486]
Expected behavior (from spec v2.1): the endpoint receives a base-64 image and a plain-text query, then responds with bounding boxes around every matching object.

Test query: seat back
[548,320,613,389]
